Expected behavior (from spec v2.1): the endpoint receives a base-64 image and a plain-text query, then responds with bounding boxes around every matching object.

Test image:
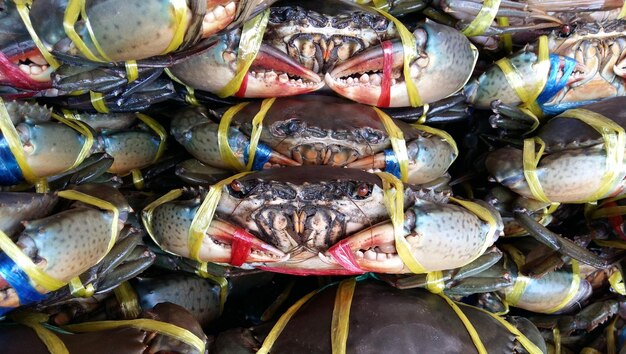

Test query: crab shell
[171,95,457,185]
[145,166,502,275]
[0,184,130,309]
[486,97,626,203]
[0,303,207,354]
[212,280,547,354]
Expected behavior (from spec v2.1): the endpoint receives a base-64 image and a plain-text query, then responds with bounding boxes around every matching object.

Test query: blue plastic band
[0,252,47,315]
[540,99,600,116]
[243,141,272,171]
[383,149,401,179]
[0,133,24,185]
[536,54,577,104]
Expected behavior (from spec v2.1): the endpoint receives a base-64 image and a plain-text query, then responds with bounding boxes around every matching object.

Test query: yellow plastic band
[461,0,501,37]
[257,289,319,354]
[426,271,445,294]
[417,104,429,124]
[412,123,459,160]
[524,109,626,204]
[216,9,270,98]
[135,113,167,164]
[125,61,139,83]
[449,197,498,263]
[245,98,275,171]
[495,35,549,116]
[161,0,188,54]
[356,0,389,10]
[195,263,229,315]
[164,68,200,106]
[522,137,551,203]
[618,2,626,19]
[188,172,253,261]
[499,244,529,306]
[331,278,356,354]
[544,260,580,314]
[371,8,422,107]
[375,172,429,273]
[592,205,626,219]
[0,228,65,291]
[63,318,205,353]
[14,1,61,68]
[608,315,618,354]
[113,281,142,319]
[55,111,94,171]
[142,189,184,250]
[89,91,109,113]
[372,107,409,182]
[218,102,249,170]
[57,190,119,262]
[0,96,40,183]
[261,281,295,322]
[68,277,95,297]
[519,107,541,133]
[581,348,604,354]
[131,169,144,190]
[496,17,513,53]
[553,327,561,354]
[10,312,69,354]
[438,293,488,354]
[609,271,626,295]
[594,239,626,249]
[81,2,112,62]
[468,304,544,354]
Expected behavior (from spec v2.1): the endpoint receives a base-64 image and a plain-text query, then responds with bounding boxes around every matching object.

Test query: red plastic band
[376,40,393,108]
[327,240,364,273]
[258,266,363,276]
[234,72,249,98]
[229,228,255,266]
[606,202,626,240]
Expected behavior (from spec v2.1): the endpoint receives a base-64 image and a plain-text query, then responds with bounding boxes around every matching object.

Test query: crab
[171,95,458,185]
[168,0,477,107]
[142,166,503,275]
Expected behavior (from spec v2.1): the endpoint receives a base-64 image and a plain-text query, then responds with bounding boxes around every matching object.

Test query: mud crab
[0,99,166,188]
[0,0,277,94]
[0,184,136,314]
[142,166,502,275]
[467,20,626,128]
[486,97,626,204]
[168,0,477,107]
[0,303,207,354]
[171,95,458,185]
[212,279,546,353]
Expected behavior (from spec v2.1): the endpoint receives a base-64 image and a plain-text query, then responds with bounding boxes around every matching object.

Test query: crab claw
[325,20,476,107]
[169,39,324,98]
[203,219,287,266]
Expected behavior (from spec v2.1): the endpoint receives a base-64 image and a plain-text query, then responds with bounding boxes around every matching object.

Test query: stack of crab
[4,0,626,353]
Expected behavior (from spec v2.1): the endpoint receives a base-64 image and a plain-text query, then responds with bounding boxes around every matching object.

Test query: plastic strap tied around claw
[218,98,276,171]
[128,113,167,188]
[10,311,69,354]
[412,122,459,161]
[164,68,200,106]
[448,196,498,265]
[64,0,187,62]
[370,8,422,107]
[355,0,389,11]
[195,262,229,316]
[461,0,501,37]
[216,9,270,98]
[13,0,61,69]
[497,17,513,53]
[495,35,549,127]
[89,91,109,114]
[609,271,626,295]
[188,172,253,263]
[372,107,409,182]
[0,189,118,304]
[522,108,626,204]
[62,318,205,353]
[499,244,530,306]
[113,281,142,319]
[536,55,577,105]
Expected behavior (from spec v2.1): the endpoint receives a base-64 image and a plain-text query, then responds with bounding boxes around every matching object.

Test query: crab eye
[230,180,243,192]
[352,183,372,200]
